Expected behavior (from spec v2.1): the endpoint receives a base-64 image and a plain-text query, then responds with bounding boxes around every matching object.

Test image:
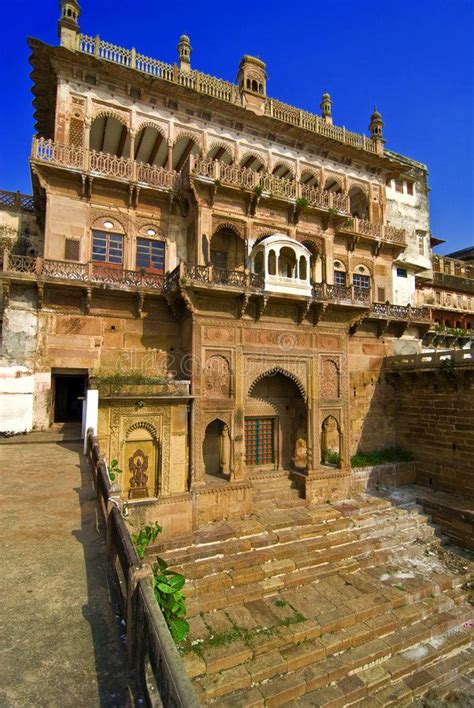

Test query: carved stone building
[1,1,447,519]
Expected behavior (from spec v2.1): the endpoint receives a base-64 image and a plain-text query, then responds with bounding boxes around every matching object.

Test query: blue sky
[0,0,472,254]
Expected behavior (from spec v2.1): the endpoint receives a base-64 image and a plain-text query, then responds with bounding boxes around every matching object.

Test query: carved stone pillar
[220,426,231,474]
[167,140,173,171]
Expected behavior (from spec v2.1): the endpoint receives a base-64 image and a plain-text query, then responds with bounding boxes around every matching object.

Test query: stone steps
[189,592,472,704]
[156,493,473,705]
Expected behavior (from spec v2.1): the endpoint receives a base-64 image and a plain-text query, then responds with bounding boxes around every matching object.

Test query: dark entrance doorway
[53,374,87,423]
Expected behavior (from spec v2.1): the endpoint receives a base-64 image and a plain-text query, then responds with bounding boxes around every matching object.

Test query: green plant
[344,217,354,228]
[132,521,163,559]
[375,481,383,492]
[92,371,169,395]
[135,399,145,409]
[254,184,264,198]
[327,207,339,218]
[296,197,309,209]
[131,522,189,643]
[274,599,288,608]
[324,449,340,465]
[213,179,221,187]
[153,558,189,643]
[350,447,415,468]
[108,458,122,482]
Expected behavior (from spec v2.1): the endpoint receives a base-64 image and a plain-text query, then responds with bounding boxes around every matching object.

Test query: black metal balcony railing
[3,252,165,291]
[3,252,432,321]
[372,302,431,321]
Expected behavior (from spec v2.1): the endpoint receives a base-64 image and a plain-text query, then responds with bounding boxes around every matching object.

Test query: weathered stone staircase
[152,484,473,706]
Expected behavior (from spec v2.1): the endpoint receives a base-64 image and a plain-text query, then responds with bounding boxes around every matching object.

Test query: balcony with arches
[250,234,312,297]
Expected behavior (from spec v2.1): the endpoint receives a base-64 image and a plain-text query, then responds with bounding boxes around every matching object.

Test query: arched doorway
[203,419,231,478]
[246,372,307,471]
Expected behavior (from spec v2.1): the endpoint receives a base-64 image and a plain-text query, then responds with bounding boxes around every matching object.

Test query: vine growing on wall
[131,522,189,643]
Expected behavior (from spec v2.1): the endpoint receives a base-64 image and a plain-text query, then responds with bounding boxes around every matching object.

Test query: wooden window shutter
[377,286,386,302]
[64,238,80,261]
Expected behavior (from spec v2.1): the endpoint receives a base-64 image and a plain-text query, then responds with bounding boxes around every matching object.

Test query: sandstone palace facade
[1,1,472,527]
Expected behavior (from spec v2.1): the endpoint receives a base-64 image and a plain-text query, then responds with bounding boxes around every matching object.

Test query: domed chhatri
[177,33,192,72]
[320,91,333,124]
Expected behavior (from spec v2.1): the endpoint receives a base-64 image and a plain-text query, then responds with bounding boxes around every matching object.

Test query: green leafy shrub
[350,447,414,468]
[296,197,309,209]
[92,371,169,394]
[131,522,189,643]
[324,449,340,465]
[108,458,122,482]
[254,184,264,198]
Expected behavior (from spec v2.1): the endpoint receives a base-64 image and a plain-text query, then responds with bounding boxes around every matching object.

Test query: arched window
[323,176,342,194]
[353,264,371,291]
[334,260,347,287]
[240,152,265,172]
[172,134,201,171]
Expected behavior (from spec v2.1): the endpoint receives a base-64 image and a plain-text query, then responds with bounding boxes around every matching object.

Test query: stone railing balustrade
[78,33,378,155]
[385,349,473,372]
[372,302,431,321]
[432,254,474,280]
[340,217,406,246]
[31,137,178,192]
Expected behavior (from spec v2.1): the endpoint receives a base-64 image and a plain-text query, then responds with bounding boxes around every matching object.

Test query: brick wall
[393,371,474,496]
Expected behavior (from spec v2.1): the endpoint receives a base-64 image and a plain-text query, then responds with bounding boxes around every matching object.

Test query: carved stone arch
[248,366,307,400]
[125,420,158,440]
[202,414,231,434]
[173,130,203,151]
[323,173,344,192]
[213,220,245,239]
[92,108,130,127]
[271,159,296,179]
[333,255,349,272]
[89,211,129,234]
[135,119,167,138]
[347,179,369,196]
[353,261,373,276]
[239,149,267,169]
[207,140,235,161]
[136,221,166,240]
[300,166,320,185]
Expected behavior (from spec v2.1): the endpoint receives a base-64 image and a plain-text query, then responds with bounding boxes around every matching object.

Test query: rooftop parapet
[76,33,379,156]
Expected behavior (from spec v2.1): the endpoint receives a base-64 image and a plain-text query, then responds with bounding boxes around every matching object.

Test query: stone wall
[393,370,474,497]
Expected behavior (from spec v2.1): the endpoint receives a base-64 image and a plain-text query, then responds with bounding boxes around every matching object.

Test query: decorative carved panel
[320,358,340,399]
[204,354,231,399]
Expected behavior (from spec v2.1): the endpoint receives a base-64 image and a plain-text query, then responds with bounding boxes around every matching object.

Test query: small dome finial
[369,106,385,153]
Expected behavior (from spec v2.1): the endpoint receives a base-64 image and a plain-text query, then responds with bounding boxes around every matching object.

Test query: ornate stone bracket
[2,282,10,308]
[298,299,312,324]
[238,292,250,319]
[349,314,367,336]
[313,302,328,326]
[136,291,145,319]
[255,294,269,320]
[83,286,92,315]
[376,319,390,338]
[36,282,44,310]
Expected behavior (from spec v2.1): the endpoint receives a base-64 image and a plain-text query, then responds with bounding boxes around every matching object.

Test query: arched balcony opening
[278,247,297,278]
[272,162,295,180]
[90,115,130,157]
[134,126,167,167]
[250,234,312,296]
[210,227,245,271]
[300,169,319,188]
[172,135,201,172]
[349,187,369,219]
[239,152,265,172]
[323,176,342,194]
[207,144,233,164]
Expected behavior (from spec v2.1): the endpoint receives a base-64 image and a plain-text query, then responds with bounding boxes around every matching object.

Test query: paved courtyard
[0,439,132,707]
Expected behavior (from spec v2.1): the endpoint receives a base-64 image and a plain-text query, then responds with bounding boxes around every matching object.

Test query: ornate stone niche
[320,357,341,399]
